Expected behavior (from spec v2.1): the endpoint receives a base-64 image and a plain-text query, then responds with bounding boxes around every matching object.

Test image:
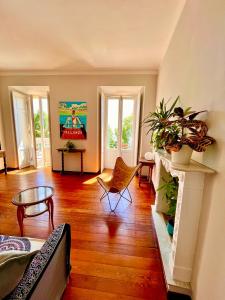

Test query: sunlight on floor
[83,171,112,185]
[7,167,39,176]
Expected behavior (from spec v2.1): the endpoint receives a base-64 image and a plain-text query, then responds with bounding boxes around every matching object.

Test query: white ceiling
[0,0,185,73]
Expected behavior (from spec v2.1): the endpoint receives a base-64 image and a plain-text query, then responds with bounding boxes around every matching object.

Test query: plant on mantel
[143,97,215,163]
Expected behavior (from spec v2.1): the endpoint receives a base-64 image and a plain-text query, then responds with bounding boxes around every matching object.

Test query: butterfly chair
[97,157,141,212]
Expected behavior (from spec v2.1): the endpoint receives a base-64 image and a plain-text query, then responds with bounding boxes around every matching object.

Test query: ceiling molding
[0,70,158,77]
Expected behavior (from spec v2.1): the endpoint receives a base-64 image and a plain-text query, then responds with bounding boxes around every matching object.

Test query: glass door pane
[107,98,119,149]
[32,97,51,167]
[41,98,51,166]
[122,99,134,150]
[32,97,42,168]
[104,98,120,169]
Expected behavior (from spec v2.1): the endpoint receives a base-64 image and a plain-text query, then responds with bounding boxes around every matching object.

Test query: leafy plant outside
[108,127,118,148]
[122,115,133,147]
[34,112,49,138]
[107,115,133,149]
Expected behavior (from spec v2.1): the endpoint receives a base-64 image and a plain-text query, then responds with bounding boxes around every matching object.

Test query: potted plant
[164,106,215,164]
[157,175,179,236]
[65,140,75,150]
[143,97,180,151]
[144,98,215,164]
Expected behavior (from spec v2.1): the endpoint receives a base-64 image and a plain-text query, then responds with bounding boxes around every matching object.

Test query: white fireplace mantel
[152,152,215,296]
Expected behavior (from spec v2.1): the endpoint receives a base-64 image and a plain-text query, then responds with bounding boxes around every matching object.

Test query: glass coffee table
[12,186,54,236]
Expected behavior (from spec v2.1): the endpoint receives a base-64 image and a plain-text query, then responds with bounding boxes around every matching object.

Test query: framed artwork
[59,101,87,139]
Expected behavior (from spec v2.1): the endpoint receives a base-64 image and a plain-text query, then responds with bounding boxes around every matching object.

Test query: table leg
[3,156,7,175]
[147,166,151,181]
[81,151,83,174]
[149,166,153,183]
[139,165,143,187]
[61,151,64,174]
[17,206,24,236]
[48,197,54,230]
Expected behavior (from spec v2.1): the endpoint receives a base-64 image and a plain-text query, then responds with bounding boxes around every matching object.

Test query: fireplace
[152,152,215,296]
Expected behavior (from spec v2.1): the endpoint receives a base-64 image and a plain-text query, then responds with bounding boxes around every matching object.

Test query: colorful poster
[59,101,87,139]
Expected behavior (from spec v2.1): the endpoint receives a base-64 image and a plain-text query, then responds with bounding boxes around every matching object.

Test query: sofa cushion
[0,251,37,299]
[5,223,71,300]
[0,236,31,252]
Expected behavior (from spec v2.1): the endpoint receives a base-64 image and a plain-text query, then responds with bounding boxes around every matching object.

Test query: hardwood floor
[0,167,167,300]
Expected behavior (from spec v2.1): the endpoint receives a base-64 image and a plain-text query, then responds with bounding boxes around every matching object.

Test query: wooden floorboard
[0,167,167,299]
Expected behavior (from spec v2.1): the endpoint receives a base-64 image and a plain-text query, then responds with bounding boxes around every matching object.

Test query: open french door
[12,91,34,169]
[104,96,140,169]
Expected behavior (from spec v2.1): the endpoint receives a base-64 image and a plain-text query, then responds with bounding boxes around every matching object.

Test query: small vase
[171,145,193,165]
[144,152,154,160]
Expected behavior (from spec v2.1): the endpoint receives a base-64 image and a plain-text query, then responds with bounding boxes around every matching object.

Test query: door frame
[103,94,141,169]
[99,89,105,173]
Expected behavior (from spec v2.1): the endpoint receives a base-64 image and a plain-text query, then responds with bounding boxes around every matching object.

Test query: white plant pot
[171,145,193,165]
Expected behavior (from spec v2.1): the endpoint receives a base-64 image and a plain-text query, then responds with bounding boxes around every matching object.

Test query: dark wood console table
[57,148,85,174]
[0,150,7,174]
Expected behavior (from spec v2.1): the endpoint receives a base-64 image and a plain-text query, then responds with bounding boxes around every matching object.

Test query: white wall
[157,0,225,299]
[0,74,157,172]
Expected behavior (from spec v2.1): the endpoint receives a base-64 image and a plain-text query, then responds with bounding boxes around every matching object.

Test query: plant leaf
[188,110,207,120]
[168,96,180,115]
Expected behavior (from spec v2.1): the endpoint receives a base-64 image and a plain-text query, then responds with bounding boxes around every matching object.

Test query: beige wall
[157,0,225,299]
[0,74,157,172]
[0,78,5,169]
[0,105,4,150]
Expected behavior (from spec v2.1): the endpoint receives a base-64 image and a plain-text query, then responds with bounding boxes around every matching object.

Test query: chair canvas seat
[97,177,122,193]
[97,157,141,211]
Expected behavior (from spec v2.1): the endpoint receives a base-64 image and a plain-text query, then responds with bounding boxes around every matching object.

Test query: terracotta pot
[171,145,193,165]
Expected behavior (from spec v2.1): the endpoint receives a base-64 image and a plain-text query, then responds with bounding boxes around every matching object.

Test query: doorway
[11,86,51,169]
[100,86,143,170]
[104,96,138,168]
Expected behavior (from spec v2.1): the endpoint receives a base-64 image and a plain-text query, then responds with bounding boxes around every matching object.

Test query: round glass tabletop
[12,186,54,206]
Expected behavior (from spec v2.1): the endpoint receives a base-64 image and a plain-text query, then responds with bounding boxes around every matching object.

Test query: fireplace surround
[152,152,215,296]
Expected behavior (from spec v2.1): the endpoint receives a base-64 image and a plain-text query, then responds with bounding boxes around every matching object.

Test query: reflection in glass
[122,99,134,149]
[107,99,119,149]
[13,186,53,205]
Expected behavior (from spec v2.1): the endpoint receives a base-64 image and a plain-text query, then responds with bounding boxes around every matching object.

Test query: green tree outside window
[107,115,133,149]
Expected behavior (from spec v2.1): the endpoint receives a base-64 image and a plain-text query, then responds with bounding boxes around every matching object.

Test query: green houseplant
[143,97,179,151]
[144,97,215,164]
[157,175,179,235]
[65,140,75,150]
[164,107,215,152]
